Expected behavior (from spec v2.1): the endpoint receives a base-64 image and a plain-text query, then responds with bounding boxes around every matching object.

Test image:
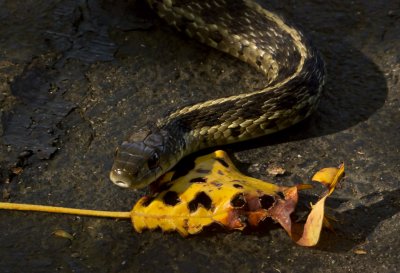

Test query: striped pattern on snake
[110,0,326,189]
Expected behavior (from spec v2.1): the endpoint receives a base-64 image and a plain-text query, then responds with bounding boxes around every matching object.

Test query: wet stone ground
[0,0,399,272]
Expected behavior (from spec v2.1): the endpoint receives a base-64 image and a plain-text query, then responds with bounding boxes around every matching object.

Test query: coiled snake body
[110,0,326,189]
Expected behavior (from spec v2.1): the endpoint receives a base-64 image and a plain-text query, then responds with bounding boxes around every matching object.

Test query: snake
[110,0,326,189]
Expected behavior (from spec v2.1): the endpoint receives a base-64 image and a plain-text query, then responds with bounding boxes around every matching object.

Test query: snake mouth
[109,169,133,188]
[113,180,130,188]
[109,167,159,189]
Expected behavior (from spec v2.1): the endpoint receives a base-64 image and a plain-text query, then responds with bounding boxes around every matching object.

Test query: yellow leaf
[354,249,367,255]
[53,229,74,240]
[312,163,345,194]
[131,150,288,236]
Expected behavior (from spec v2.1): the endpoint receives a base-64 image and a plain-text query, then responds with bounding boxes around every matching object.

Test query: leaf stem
[0,202,131,219]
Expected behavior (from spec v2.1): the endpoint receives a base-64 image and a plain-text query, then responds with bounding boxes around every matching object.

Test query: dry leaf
[353,249,367,255]
[291,164,345,246]
[11,167,23,175]
[53,229,74,240]
[132,151,345,246]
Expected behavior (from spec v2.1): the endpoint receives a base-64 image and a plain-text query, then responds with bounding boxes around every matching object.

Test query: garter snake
[110,0,326,189]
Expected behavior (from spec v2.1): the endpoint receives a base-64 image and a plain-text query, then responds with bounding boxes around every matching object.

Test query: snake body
[110,0,326,188]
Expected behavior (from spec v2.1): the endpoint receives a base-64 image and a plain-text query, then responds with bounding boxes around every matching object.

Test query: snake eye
[147,152,160,170]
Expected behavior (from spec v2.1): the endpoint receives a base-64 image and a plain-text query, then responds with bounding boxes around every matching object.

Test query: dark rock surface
[0,0,399,272]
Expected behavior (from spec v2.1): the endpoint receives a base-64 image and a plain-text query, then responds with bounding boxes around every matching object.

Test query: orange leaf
[293,163,345,246]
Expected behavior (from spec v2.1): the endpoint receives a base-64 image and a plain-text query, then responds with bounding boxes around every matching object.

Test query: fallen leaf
[11,167,23,175]
[353,249,367,255]
[291,163,345,246]
[132,150,288,236]
[53,229,74,240]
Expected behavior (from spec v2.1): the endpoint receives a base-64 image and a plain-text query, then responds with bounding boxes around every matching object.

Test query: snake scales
[110,0,326,189]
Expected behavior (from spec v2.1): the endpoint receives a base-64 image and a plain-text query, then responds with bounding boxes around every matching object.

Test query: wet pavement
[0,0,399,272]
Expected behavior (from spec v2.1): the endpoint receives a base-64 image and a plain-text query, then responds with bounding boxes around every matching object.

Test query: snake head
[110,128,168,189]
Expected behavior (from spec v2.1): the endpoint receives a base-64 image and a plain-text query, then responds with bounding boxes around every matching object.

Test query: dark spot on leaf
[188,191,212,212]
[190,177,207,183]
[171,158,196,181]
[196,168,211,174]
[218,170,224,175]
[215,157,229,168]
[231,193,246,208]
[211,181,223,188]
[259,195,275,209]
[182,219,189,230]
[163,191,181,206]
[233,184,243,189]
[141,196,155,207]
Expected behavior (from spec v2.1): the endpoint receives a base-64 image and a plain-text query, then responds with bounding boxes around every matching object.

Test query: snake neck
[151,0,326,151]
[158,47,325,156]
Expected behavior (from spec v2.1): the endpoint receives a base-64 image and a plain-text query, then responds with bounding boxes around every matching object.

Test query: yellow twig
[0,202,131,219]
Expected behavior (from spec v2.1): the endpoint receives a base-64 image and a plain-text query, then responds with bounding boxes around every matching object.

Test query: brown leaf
[11,167,23,175]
